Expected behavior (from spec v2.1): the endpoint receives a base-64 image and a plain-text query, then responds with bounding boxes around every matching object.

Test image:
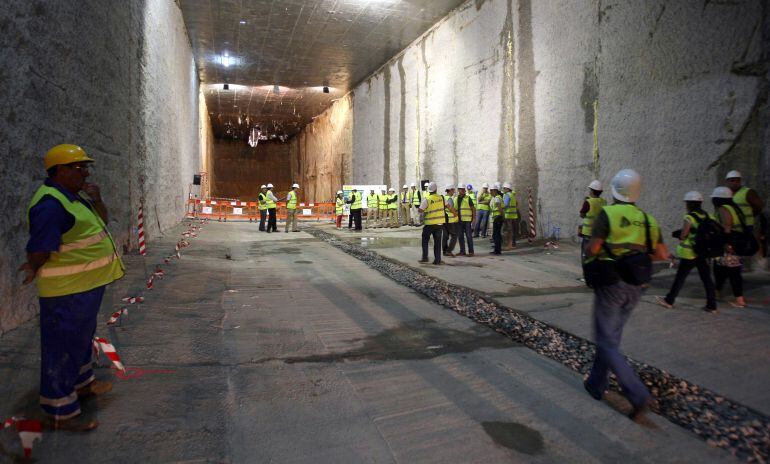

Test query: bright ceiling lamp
[218,52,240,68]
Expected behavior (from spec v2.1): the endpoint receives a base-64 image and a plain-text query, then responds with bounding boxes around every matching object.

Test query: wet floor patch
[294,260,313,264]
[283,318,517,364]
[482,421,544,455]
[355,237,419,249]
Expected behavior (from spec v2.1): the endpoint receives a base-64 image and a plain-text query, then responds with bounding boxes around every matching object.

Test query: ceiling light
[239,19,246,25]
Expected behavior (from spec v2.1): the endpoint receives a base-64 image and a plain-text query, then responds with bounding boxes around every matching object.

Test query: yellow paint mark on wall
[592,99,599,177]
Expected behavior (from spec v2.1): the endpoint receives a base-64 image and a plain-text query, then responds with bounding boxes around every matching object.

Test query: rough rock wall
[199,90,214,198]
[211,140,293,200]
[325,0,768,239]
[292,95,354,203]
[0,0,202,334]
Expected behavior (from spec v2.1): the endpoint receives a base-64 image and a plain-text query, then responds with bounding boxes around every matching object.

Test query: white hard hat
[337,190,343,195]
[493,182,502,190]
[292,183,299,188]
[725,170,742,179]
[410,182,416,187]
[267,183,274,188]
[588,180,603,191]
[402,184,408,189]
[428,181,437,192]
[482,183,489,188]
[683,191,703,202]
[423,182,429,188]
[457,184,465,189]
[610,169,642,202]
[389,187,395,192]
[711,186,733,199]
[502,182,512,190]
[260,184,266,189]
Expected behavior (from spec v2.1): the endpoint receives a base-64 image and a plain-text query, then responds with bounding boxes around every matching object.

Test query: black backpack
[687,212,726,258]
[727,206,759,256]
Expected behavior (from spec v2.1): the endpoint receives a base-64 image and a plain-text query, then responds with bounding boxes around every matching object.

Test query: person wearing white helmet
[474,183,492,238]
[418,181,444,265]
[725,170,763,235]
[399,184,410,226]
[442,185,459,256]
[366,188,378,229]
[386,187,399,228]
[347,188,363,231]
[501,182,519,250]
[488,183,504,254]
[583,169,668,421]
[655,191,717,313]
[579,180,607,259]
[376,188,388,228]
[334,190,345,229]
[265,183,278,232]
[419,181,431,226]
[711,186,748,308]
[409,182,421,226]
[257,184,269,231]
[283,183,301,232]
[456,184,476,256]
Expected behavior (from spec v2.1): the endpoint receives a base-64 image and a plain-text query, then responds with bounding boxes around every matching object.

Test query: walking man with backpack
[655,191,718,313]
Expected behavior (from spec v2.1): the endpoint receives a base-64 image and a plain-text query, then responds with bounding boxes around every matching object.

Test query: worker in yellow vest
[725,170,764,243]
[655,191,716,312]
[579,180,606,260]
[456,184,476,256]
[420,182,430,226]
[346,188,363,231]
[386,188,399,228]
[335,190,345,229]
[489,183,504,254]
[399,185,410,226]
[474,183,492,238]
[409,183,422,226]
[502,182,519,250]
[442,186,459,256]
[366,189,378,229]
[711,186,747,308]
[418,182,444,265]
[377,188,388,228]
[284,183,300,232]
[257,185,268,232]
[21,144,125,431]
[265,183,278,233]
[583,169,668,422]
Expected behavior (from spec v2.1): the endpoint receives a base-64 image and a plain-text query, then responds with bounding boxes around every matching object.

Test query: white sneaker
[654,296,673,309]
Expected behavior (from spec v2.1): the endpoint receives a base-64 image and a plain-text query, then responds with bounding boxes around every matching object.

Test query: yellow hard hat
[44,144,94,170]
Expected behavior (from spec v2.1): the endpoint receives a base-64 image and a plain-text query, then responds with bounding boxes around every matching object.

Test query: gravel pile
[307,228,769,462]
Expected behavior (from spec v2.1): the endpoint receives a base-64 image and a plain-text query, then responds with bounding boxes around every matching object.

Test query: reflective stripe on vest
[258,192,267,210]
[504,192,518,219]
[27,185,124,297]
[477,192,491,211]
[265,192,276,208]
[457,195,473,222]
[599,204,659,260]
[351,192,362,210]
[423,194,446,225]
[444,196,458,223]
[335,198,344,215]
[676,210,706,260]
[490,195,503,218]
[388,194,398,210]
[378,194,387,209]
[411,190,421,205]
[722,204,743,233]
[732,187,754,227]
[287,191,298,210]
[581,197,606,236]
[367,194,378,209]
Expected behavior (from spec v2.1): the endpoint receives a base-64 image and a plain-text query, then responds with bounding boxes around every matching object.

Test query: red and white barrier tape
[2,417,42,458]
[121,296,144,304]
[93,337,125,372]
[138,203,147,255]
[527,187,536,243]
[106,308,128,326]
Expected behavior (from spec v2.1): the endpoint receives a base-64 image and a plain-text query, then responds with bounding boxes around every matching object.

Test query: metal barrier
[187,198,337,222]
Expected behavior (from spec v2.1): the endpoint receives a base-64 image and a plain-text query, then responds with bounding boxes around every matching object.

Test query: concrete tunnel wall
[0,0,207,334]
[300,0,768,240]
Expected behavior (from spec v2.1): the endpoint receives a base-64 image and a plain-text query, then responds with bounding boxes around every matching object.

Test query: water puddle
[482,421,544,455]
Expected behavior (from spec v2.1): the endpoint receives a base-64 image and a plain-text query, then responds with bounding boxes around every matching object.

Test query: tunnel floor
[0,221,758,462]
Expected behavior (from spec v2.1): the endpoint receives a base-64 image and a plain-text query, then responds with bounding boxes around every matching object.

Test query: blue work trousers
[39,285,105,419]
[585,281,650,408]
[474,210,490,237]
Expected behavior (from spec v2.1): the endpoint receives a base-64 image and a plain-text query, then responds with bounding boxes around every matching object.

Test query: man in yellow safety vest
[502,182,519,250]
[366,189,379,229]
[418,182,444,265]
[725,170,764,241]
[257,185,268,231]
[579,180,606,260]
[284,183,300,232]
[20,144,125,431]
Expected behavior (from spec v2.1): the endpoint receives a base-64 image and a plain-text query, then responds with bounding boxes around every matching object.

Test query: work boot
[418,259,429,263]
[77,380,113,398]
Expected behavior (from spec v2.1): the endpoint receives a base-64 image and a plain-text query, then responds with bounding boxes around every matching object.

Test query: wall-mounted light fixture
[223,83,229,90]
[323,86,330,93]
[273,84,280,94]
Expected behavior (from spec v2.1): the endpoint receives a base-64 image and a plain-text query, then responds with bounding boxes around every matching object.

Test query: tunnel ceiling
[179,0,466,142]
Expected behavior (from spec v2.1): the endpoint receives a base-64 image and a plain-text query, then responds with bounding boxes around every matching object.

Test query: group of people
[255,183,302,233]
[335,182,522,264]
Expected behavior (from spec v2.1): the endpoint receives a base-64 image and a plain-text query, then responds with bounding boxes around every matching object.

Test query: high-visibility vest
[676,210,707,260]
[443,196,459,223]
[350,192,362,210]
[423,193,446,225]
[367,194,378,209]
[490,194,503,219]
[503,191,519,219]
[595,204,660,261]
[335,197,344,215]
[287,190,298,210]
[732,187,754,227]
[257,192,267,211]
[477,191,491,211]
[720,204,744,233]
[411,189,421,206]
[457,195,474,222]
[401,191,409,203]
[27,185,125,297]
[388,194,398,210]
[265,191,276,208]
[378,194,388,209]
[581,197,607,237]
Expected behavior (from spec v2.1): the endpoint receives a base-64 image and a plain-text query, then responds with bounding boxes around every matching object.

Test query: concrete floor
[0,220,751,462]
